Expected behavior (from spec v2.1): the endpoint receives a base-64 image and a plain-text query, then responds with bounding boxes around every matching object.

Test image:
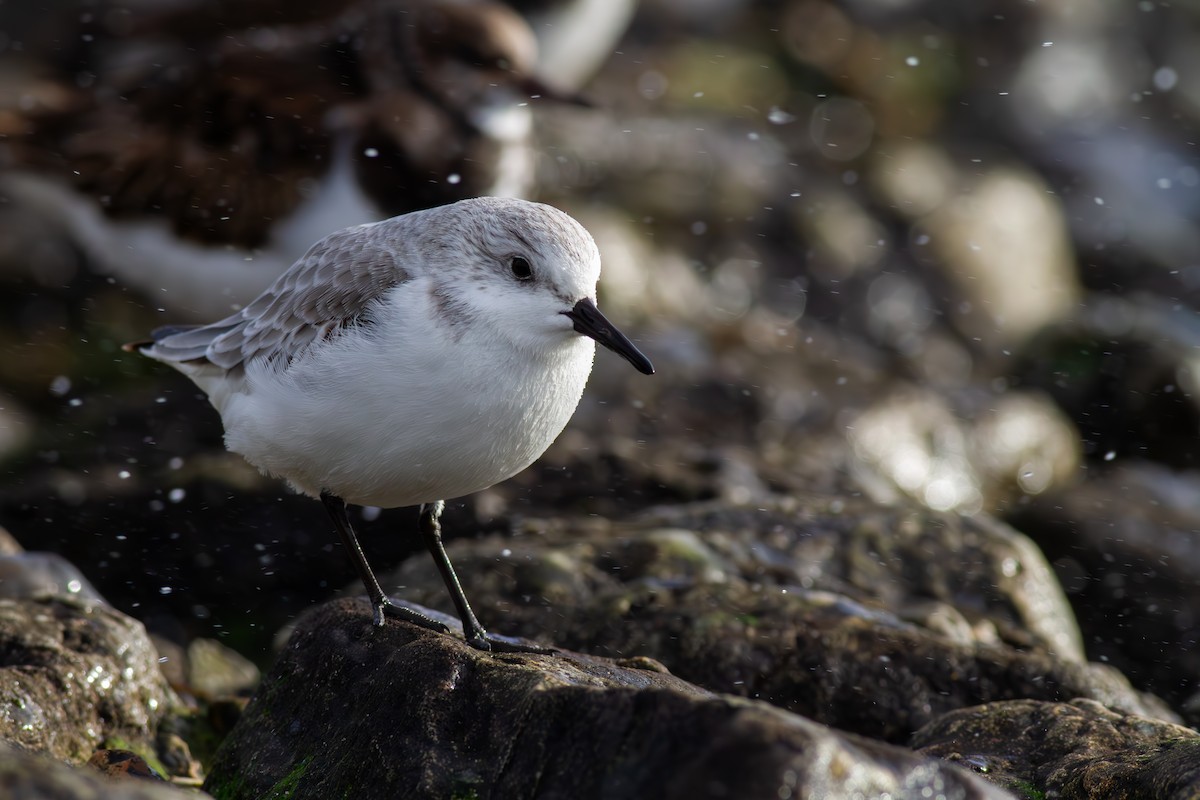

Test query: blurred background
[0,0,1197,709]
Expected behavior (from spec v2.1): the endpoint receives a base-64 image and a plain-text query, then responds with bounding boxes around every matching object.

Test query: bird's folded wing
[146,225,411,369]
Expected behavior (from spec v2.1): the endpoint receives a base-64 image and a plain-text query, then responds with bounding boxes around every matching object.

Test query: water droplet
[767,107,796,125]
[1153,67,1178,91]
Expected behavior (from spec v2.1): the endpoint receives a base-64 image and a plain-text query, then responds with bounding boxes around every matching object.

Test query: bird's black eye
[510,256,533,280]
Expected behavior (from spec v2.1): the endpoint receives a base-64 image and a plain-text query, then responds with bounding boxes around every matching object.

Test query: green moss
[1007,780,1046,800]
[205,772,246,800]
[205,756,312,800]
[263,756,313,800]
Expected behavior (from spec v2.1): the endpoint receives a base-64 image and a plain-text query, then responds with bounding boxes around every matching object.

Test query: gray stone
[205,598,1010,800]
[1010,462,1200,723]
[382,497,1171,741]
[0,741,195,800]
[0,598,175,763]
[913,698,1200,799]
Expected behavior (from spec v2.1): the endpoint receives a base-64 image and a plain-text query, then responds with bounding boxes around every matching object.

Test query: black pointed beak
[563,298,654,375]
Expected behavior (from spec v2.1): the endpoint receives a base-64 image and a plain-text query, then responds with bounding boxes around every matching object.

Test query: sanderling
[125,196,653,651]
[1,0,582,318]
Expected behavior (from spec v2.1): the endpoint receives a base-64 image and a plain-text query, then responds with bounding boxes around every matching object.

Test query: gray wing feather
[144,224,409,369]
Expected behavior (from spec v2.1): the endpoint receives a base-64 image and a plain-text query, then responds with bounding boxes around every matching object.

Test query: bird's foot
[465,628,556,655]
[372,597,551,653]
[375,598,451,634]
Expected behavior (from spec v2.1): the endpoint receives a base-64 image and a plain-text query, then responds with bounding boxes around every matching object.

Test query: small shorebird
[124,196,654,651]
[1,0,580,318]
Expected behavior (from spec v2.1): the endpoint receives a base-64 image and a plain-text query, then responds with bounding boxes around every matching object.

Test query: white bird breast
[215,284,598,508]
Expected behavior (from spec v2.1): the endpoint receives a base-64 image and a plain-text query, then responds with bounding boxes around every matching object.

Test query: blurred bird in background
[0,0,627,318]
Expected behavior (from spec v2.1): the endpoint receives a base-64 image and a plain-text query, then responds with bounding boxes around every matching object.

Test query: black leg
[419,500,552,654]
[320,492,449,634]
[418,500,487,646]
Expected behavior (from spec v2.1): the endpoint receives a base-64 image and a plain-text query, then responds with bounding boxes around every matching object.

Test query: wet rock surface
[0,741,193,800]
[205,598,1009,800]
[914,699,1200,800]
[0,537,203,792]
[1009,463,1200,725]
[382,496,1175,743]
[0,597,174,762]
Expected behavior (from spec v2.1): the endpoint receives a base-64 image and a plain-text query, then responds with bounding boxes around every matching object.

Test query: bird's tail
[121,324,203,354]
[122,321,243,365]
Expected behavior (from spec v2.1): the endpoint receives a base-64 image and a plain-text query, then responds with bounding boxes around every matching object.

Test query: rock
[848,387,1081,513]
[0,740,195,799]
[0,524,24,555]
[205,598,1009,800]
[0,391,33,462]
[913,699,1200,799]
[0,597,175,764]
[883,160,1083,351]
[86,749,164,781]
[0,551,108,605]
[1009,462,1200,722]
[147,636,188,695]
[380,496,1175,742]
[1016,293,1200,467]
[184,638,261,701]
